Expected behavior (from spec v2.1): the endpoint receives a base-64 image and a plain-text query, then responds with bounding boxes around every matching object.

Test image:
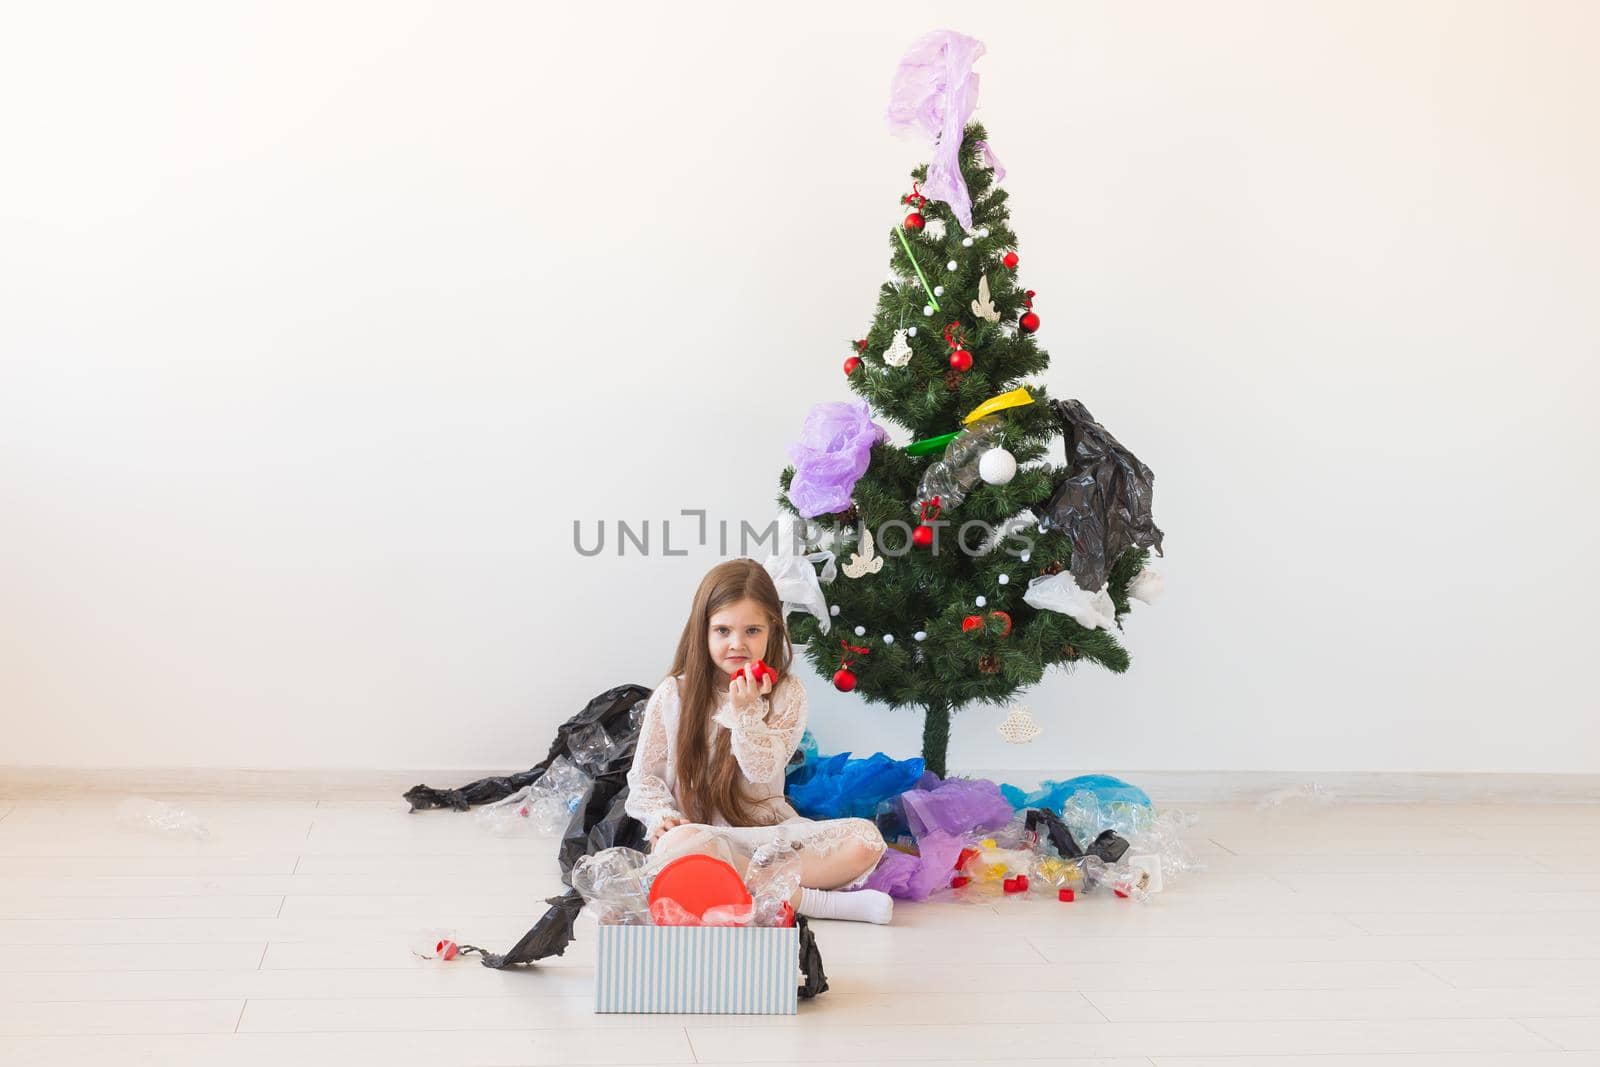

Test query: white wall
[3,1,1597,775]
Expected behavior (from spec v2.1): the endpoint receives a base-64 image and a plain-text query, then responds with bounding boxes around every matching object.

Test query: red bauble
[843,356,862,375]
[949,349,973,372]
[903,212,925,231]
[855,338,868,352]
[832,667,857,692]
[961,614,984,633]
[911,524,934,548]
[1002,251,1019,269]
[1019,311,1040,333]
[990,610,1013,637]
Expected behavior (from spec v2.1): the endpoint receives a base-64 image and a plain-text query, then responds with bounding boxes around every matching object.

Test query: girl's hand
[651,815,687,845]
[728,664,774,714]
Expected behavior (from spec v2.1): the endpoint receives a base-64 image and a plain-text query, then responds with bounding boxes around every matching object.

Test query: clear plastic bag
[571,846,653,925]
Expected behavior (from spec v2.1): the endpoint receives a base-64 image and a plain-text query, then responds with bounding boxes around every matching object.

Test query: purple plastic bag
[899,777,1015,839]
[786,401,888,518]
[864,830,966,902]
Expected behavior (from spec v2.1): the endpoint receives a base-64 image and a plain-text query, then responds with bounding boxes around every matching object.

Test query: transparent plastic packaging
[744,833,804,927]
[571,846,653,926]
[474,756,592,836]
[566,722,616,773]
[917,416,1003,513]
[115,797,209,839]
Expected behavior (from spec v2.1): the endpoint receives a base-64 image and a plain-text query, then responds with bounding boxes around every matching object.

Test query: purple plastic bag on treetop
[785,401,887,518]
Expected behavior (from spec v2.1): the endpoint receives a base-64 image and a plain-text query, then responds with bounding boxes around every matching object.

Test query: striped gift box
[594,924,800,1014]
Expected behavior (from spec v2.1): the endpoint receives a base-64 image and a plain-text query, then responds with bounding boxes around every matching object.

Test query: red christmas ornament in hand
[1002,251,1019,269]
[832,667,857,692]
[843,356,862,375]
[1019,311,1040,333]
[731,659,778,685]
[949,349,973,373]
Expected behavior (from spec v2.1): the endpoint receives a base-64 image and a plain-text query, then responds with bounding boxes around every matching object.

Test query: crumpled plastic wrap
[1054,790,1202,889]
[1039,398,1164,592]
[571,846,652,926]
[786,751,926,821]
[763,516,837,635]
[917,416,1003,513]
[566,722,616,773]
[1003,774,1152,813]
[1022,571,1118,630]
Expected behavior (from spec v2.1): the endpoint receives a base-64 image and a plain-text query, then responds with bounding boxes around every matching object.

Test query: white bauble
[978,447,1017,485]
[882,634,895,644]
[975,595,987,608]
[913,630,927,642]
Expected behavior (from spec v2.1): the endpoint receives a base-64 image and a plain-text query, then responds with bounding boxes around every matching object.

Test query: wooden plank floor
[0,795,1597,1065]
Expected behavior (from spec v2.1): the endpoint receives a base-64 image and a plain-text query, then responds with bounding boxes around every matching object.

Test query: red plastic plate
[648,853,752,920]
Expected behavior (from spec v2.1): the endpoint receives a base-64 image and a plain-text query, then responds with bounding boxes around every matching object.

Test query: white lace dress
[624,674,886,886]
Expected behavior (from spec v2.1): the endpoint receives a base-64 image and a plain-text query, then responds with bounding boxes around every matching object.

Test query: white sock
[797,887,894,925]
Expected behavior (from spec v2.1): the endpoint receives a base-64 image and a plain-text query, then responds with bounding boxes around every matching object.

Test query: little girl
[625,558,894,924]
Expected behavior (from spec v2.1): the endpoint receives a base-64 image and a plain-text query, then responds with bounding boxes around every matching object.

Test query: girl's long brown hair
[669,558,793,827]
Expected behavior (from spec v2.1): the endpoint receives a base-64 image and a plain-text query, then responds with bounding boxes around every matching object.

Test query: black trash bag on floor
[403,684,652,812]
[402,683,831,999]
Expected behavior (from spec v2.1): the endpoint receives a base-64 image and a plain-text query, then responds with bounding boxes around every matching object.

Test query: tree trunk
[921,700,951,779]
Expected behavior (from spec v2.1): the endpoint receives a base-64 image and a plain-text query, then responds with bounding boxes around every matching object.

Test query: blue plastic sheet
[1000,774,1152,812]
[785,751,926,821]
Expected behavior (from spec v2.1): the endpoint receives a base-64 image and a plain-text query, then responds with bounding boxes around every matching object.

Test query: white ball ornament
[975,595,988,608]
[933,285,944,296]
[977,227,990,238]
[923,304,934,316]
[998,574,1010,586]
[1020,551,1031,563]
[907,326,917,337]
[962,237,974,248]
[854,625,866,637]
[830,605,840,616]
[978,447,1017,485]
[913,630,927,642]
[882,634,895,644]
[946,260,958,271]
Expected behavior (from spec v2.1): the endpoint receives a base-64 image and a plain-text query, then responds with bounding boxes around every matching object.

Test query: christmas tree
[775,32,1164,777]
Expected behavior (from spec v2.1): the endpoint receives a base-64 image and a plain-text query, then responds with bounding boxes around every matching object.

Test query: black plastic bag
[403,683,651,812]
[1040,398,1164,592]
